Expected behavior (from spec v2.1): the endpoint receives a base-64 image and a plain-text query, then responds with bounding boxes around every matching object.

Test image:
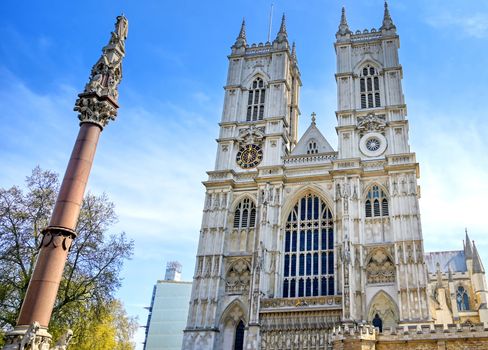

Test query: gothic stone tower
[333,3,429,328]
[183,5,488,350]
[182,16,301,350]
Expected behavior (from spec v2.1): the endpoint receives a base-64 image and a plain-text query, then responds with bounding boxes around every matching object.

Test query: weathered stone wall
[331,323,488,350]
[376,339,488,350]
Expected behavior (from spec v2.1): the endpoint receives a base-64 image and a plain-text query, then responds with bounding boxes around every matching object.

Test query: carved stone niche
[366,248,395,284]
[368,291,399,330]
[225,258,251,294]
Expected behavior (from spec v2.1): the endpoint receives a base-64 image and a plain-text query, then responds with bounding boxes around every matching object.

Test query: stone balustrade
[284,153,337,166]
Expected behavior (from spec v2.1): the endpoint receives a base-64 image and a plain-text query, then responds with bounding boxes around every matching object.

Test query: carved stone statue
[357,113,387,135]
[116,15,129,40]
[74,15,128,129]
[19,322,40,350]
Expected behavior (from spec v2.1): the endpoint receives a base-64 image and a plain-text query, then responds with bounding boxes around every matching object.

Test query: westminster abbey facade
[183,4,488,350]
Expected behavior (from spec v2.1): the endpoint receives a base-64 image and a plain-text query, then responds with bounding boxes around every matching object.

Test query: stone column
[3,15,128,350]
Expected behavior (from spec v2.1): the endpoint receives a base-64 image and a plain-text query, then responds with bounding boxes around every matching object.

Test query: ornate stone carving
[20,322,40,350]
[366,249,395,284]
[225,259,251,293]
[74,15,128,129]
[74,96,117,128]
[40,228,75,251]
[260,296,342,309]
[357,113,387,135]
[4,322,59,350]
[237,125,265,146]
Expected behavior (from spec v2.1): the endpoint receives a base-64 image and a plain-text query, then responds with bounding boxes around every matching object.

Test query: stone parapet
[378,322,488,339]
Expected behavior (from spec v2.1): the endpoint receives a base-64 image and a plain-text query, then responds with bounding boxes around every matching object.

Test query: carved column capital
[74,15,128,130]
[40,226,77,251]
[74,93,118,129]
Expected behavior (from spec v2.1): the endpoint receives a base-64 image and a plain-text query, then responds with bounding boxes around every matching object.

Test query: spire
[473,241,485,273]
[311,112,316,125]
[275,14,288,44]
[74,14,128,128]
[380,1,396,32]
[233,18,247,49]
[291,42,297,63]
[279,13,287,34]
[465,228,473,259]
[336,7,352,37]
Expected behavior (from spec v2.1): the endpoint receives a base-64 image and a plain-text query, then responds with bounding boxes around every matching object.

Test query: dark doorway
[234,320,245,350]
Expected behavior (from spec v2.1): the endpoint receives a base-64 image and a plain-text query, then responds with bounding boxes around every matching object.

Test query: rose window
[366,137,381,151]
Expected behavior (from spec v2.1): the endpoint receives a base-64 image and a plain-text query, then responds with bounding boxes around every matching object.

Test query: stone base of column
[245,323,261,350]
[3,324,52,350]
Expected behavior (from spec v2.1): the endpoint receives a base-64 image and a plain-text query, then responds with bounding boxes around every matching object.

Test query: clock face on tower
[236,144,263,169]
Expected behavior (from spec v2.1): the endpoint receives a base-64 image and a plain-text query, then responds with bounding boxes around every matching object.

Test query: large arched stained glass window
[283,193,334,298]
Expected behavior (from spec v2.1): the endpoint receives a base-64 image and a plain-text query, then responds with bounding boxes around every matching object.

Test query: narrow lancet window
[233,198,256,229]
[234,321,245,350]
[365,185,389,218]
[360,65,381,109]
[456,286,470,311]
[247,77,266,121]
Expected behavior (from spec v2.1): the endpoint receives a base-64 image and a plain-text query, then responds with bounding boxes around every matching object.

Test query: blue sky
[1,0,488,348]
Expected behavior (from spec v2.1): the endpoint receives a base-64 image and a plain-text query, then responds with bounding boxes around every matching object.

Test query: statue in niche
[372,313,383,332]
[336,183,341,199]
[85,72,103,93]
[368,291,399,330]
[392,179,398,196]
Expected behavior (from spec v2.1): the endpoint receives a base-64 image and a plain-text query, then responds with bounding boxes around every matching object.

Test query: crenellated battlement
[328,322,488,349]
[390,322,487,335]
[350,29,383,42]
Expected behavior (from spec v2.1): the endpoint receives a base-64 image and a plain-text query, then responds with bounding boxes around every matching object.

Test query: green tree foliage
[0,167,135,348]
[55,300,138,350]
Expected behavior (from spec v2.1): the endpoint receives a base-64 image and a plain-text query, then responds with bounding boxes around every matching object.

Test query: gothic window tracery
[283,193,334,298]
[456,286,470,311]
[233,198,256,229]
[360,65,381,109]
[365,185,389,218]
[247,77,266,121]
[366,249,395,284]
[225,259,251,293]
[307,140,318,154]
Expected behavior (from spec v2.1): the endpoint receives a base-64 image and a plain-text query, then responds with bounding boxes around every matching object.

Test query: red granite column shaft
[16,123,101,327]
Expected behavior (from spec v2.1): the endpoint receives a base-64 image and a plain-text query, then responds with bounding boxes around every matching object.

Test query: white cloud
[0,68,216,348]
[426,12,488,38]
[408,100,488,256]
